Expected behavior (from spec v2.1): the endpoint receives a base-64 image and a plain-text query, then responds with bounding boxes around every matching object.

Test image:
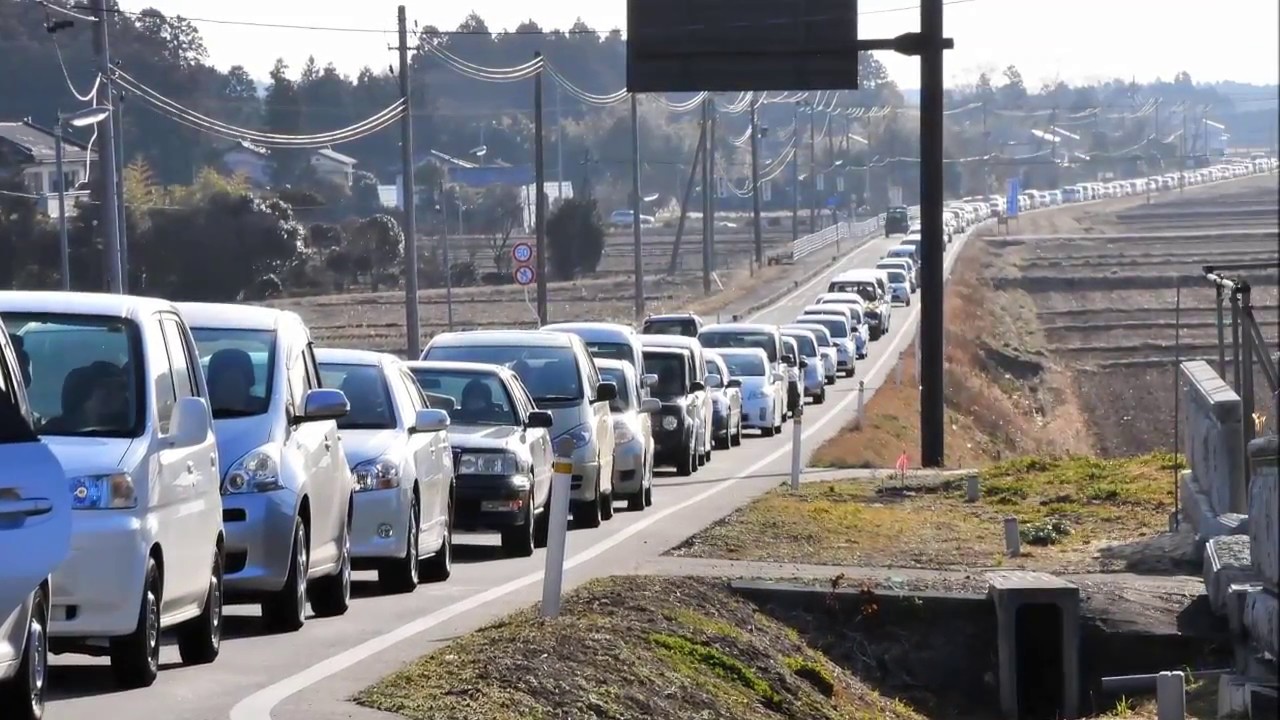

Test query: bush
[546,197,605,280]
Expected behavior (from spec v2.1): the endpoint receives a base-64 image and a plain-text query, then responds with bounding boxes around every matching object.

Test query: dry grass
[672,453,1190,574]
[355,576,928,720]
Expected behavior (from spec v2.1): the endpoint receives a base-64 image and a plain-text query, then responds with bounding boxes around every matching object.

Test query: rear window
[721,353,766,377]
[699,331,779,364]
[643,352,687,400]
[827,281,879,302]
[424,344,582,404]
[799,317,848,339]
[642,319,698,337]
[886,270,908,284]
[583,341,633,366]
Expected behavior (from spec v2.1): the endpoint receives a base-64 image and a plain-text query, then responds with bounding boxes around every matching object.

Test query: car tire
[177,548,223,665]
[0,585,49,720]
[627,489,645,512]
[676,445,694,476]
[600,486,615,521]
[816,388,826,405]
[573,480,603,529]
[380,500,421,593]
[422,492,454,581]
[762,424,776,437]
[501,491,536,557]
[263,518,308,633]
[109,557,161,689]
[309,517,351,618]
[643,468,654,506]
[730,420,743,447]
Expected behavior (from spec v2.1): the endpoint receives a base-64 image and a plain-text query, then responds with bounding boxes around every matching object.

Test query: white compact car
[180,303,354,633]
[0,325,71,719]
[315,349,454,593]
[713,348,786,436]
[1,291,224,689]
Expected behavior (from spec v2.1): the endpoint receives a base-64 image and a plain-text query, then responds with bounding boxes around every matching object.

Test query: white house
[0,119,95,218]
[310,148,357,187]
[221,139,272,187]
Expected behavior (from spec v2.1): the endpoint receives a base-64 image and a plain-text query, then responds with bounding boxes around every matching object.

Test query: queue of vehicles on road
[1,153,1268,716]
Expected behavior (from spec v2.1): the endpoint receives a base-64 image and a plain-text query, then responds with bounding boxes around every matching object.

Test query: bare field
[981,174,1280,455]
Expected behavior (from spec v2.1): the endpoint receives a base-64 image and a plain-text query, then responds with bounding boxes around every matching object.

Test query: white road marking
[230,225,975,720]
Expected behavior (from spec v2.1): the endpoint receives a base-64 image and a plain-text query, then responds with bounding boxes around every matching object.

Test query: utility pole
[55,118,70,290]
[700,98,712,295]
[919,0,946,467]
[115,90,128,292]
[630,93,644,320]
[791,102,800,244]
[554,83,564,193]
[981,102,989,193]
[90,0,123,294]
[439,182,454,331]
[808,103,817,232]
[749,95,763,267]
[533,52,548,324]
[396,6,421,358]
[708,98,717,275]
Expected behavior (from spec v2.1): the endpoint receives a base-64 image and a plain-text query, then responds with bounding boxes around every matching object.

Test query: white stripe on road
[230,224,977,720]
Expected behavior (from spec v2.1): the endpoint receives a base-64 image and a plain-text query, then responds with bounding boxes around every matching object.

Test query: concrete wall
[1180,360,1247,516]
[1244,436,1278,661]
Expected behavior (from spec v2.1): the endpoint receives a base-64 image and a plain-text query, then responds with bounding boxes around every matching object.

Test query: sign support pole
[541,437,576,618]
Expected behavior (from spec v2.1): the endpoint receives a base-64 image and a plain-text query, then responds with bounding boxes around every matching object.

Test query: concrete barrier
[1249,436,1279,591]
[1179,360,1247,520]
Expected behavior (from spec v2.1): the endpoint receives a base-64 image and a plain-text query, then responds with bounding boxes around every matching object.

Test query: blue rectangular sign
[1005,178,1020,218]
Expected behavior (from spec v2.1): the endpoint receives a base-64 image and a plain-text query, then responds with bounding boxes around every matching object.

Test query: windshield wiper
[534,395,579,403]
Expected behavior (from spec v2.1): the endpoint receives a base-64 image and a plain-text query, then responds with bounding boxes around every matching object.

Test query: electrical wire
[49,34,101,101]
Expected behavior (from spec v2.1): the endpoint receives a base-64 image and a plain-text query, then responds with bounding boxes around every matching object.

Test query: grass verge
[672,453,1189,573]
[354,576,927,720]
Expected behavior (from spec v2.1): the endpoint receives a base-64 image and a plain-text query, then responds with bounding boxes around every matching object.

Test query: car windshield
[424,344,582,403]
[642,319,699,337]
[887,270,908,284]
[795,327,833,346]
[191,327,276,419]
[699,331,778,363]
[721,353,766,377]
[786,333,817,356]
[4,313,144,438]
[597,366,633,412]
[410,369,518,426]
[828,281,879,302]
[583,341,633,366]
[643,352,687,400]
[318,363,396,430]
[800,317,849,339]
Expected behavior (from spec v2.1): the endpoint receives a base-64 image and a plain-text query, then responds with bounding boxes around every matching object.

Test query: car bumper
[836,345,853,370]
[454,474,533,530]
[50,513,149,638]
[803,368,824,396]
[568,455,603,502]
[222,488,302,596]
[741,396,776,428]
[350,486,412,562]
[611,439,645,494]
[652,423,691,462]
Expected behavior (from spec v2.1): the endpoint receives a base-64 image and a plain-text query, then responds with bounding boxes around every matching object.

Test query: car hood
[211,414,276,472]
[447,423,521,451]
[337,428,402,467]
[43,435,136,476]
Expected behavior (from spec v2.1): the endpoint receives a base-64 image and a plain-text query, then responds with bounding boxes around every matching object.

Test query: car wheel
[109,557,161,689]
[627,487,645,511]
[422,492,453,581]
[730,419,743,447]
[572,478,603,529]
[643,465,654,506]
[600,486,615,521]
[816,388,826,405]
[177,548,223,665]
[380,500,421,593]
[676,445,694,476]
[501,491,536,557]
[309,516,352,618]
[0,586,48,720]
[263,518,308,633]
[762,424,776,437]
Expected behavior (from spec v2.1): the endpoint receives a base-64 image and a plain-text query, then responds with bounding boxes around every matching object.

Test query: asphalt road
[46,217,982,720]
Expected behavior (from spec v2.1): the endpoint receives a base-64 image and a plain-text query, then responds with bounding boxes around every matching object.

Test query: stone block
[1242,589,1278,659]
[1248,436,1279,591]
[1180,361,1246,515]
[1204,536,1255,616]
[1180,472,1248,548]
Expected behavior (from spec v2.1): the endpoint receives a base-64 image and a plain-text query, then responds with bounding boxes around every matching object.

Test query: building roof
[314,148,357,166]
[0,120,95,164]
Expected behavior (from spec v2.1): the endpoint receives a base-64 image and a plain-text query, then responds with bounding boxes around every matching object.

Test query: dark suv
[641,312,704,338]
[884,206,911,236]
[642,346,703,476]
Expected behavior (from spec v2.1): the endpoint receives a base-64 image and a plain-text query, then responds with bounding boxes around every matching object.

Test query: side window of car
[286,342,308,415]
[303,341,321,393]
[149,317,178,433]
[160,317,197,403]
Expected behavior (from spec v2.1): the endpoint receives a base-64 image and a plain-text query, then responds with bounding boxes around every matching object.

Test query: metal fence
[788,204,920,262]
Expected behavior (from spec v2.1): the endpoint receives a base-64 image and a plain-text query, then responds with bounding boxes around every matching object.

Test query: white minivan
[1,292,224,688]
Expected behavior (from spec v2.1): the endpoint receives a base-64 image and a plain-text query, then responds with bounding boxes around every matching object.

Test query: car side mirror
[641,373,658,388]
[641,398,661,414]
[168,396,211,448]
[299,388,349,422]
[526,409,555,428]
[689,380,706,393]
[704,373,722,389]
[412,408,450,433]
[727,378,742,389]
[782,354,796,366]
[595,381,617,403]
[799,358,809,368]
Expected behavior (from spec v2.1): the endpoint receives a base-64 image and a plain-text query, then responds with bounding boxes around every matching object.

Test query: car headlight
[558,424,593,450]
[661,414,679,431]
[748,389,772,401]
[458,451,520,476]
[224,447,283,494]
[613,418,635,444]
[69,472,136,510]
[352,457,402,491]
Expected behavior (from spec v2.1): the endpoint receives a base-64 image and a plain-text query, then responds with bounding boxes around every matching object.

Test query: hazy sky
[132,0,1279,89]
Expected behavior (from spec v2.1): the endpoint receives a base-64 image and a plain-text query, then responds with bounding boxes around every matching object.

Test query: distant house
[0,119,95,219]
[310,148,357,187]
[221,139,271,187]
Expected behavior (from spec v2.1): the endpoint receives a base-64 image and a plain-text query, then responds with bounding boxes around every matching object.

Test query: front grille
[571,474,583,490]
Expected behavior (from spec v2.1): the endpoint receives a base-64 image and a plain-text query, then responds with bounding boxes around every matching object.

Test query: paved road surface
[45,218,979,720]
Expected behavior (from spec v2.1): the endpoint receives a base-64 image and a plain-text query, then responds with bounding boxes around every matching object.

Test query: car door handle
[324,438,332,452]
[0,497,53,518]
[186,461,196,474]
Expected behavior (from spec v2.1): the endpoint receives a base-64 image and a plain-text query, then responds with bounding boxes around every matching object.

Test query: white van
[1,292,224,688]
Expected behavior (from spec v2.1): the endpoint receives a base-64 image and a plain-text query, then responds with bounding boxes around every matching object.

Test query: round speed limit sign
[511,242,533,265]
